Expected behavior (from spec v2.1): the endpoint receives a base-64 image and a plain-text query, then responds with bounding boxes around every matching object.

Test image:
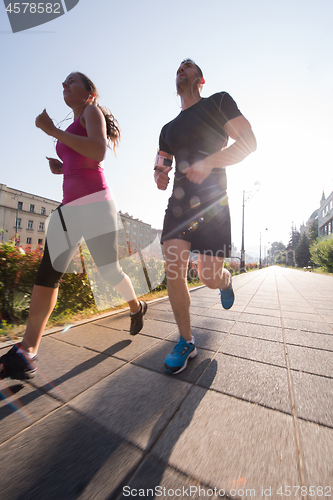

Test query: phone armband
[154,154,172,170]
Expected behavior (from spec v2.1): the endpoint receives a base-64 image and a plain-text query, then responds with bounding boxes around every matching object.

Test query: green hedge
[310,237,333,273]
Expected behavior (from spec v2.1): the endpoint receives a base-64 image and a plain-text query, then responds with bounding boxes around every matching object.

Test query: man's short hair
[180,58,203,79]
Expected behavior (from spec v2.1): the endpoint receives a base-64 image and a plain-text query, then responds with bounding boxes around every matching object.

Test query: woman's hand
[46,156,63,174]
[36,110,57,137]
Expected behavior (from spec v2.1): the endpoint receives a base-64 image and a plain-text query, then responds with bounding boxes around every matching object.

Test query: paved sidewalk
[0,266,332,500]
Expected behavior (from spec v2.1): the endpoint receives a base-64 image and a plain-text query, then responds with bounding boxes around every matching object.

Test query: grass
[0,280,203,343]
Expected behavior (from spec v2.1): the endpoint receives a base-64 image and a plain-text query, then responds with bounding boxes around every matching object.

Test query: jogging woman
[0,72,147,380]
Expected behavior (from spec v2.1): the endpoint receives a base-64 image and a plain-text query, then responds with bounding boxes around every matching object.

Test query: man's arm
[154,151,173,190]
[183,115,256,184]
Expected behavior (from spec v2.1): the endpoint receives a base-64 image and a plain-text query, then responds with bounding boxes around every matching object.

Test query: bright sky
[1,0,332,258]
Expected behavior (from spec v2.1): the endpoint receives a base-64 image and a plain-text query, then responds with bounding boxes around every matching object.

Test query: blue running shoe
[220,276,234,309]
[164,336,197,374]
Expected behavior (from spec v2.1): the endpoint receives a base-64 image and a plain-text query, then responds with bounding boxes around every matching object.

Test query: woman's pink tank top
[56,115,110,205]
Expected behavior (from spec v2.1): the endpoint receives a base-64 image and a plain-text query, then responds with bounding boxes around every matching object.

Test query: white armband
[154,154,172,170]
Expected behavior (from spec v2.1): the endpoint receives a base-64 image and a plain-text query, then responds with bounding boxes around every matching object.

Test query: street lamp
[259,228,268,268]
[240,181,260,272]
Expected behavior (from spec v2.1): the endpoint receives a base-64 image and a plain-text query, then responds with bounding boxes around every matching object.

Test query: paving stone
[198,353,291,413]
[219,334,286,367]
[189,306,214,316]
[298,420,333,490]
[244,306,281,317]
[200,307,242,321]
[313,308,333,317]
[147,301,173,312]
[248,300,280,310]
[132,317,177,339]
[52,323,161,361]
[142,309,178,323]
[69,363,191,450]
[284,329,333,351]
[287,344,333,377]
[279,304,316,314]
[281,310,326,322]
[238,312,282,327]
[93,310,133,331]
[168,326,227,352]
[191,315,235,333]
[151,388,301,496]
[29,336,125,402]
[0,406,143,500]
[118,455,211,499]
[231,322,283,342]
[0,378,60,445]
[131,340,214,384]
[291,370,333,427]
[283,318,333,334]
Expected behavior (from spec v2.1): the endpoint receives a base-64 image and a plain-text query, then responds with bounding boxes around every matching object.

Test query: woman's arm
[35,105,107,162]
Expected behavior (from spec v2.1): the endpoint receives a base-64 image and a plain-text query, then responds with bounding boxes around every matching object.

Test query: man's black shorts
[160,193,231,257]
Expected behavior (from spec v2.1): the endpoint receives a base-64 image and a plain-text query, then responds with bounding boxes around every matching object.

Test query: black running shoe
[130,301,147,335]
[0,345,37,380]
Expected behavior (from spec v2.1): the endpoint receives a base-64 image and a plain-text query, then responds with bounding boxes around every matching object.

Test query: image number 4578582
[3,0,80,33]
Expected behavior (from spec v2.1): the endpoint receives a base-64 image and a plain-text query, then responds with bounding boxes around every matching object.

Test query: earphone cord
[51,98,91,150]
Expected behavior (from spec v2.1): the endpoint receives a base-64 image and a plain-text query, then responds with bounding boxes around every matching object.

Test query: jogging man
[154,59,256,374]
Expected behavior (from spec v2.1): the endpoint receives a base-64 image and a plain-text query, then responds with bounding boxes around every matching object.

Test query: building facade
[0,184,160,252]
[0,184,60,249]
[318,191,333,238]
[118,211,160,253]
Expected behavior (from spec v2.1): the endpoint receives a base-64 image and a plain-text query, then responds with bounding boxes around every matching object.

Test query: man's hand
[46,156,63,175]
[183,158,214,184]
[36,109,57,137]
[154,166,172,190]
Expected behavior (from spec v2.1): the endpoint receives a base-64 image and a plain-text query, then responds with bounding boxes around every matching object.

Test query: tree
[286,225,300,266]
[308,219,318,243]
[268,241,286,264]
[275,250,286,265]
[295,233,311,268]
[310,237,333,273]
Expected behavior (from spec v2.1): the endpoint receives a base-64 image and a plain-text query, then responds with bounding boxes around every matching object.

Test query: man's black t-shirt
[159,92,242,209]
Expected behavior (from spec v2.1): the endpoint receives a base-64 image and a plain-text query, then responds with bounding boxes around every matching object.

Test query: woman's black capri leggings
[35,199,125,289]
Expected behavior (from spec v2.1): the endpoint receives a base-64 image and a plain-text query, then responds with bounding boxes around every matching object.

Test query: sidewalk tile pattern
[0,267,332,499]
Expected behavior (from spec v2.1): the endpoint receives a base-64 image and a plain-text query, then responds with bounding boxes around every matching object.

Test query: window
[133,231,136,235]
[41,207,46,215]
[330,200,333,211]
[15,218,22,229]
[18,201,23,210]
[38,222,45,232]
[38,238,43,245]
[30,204,35,213]
[27,237,32,245]
[126,221,131,226]
[27,220,33,230]
[133,224,137,228]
